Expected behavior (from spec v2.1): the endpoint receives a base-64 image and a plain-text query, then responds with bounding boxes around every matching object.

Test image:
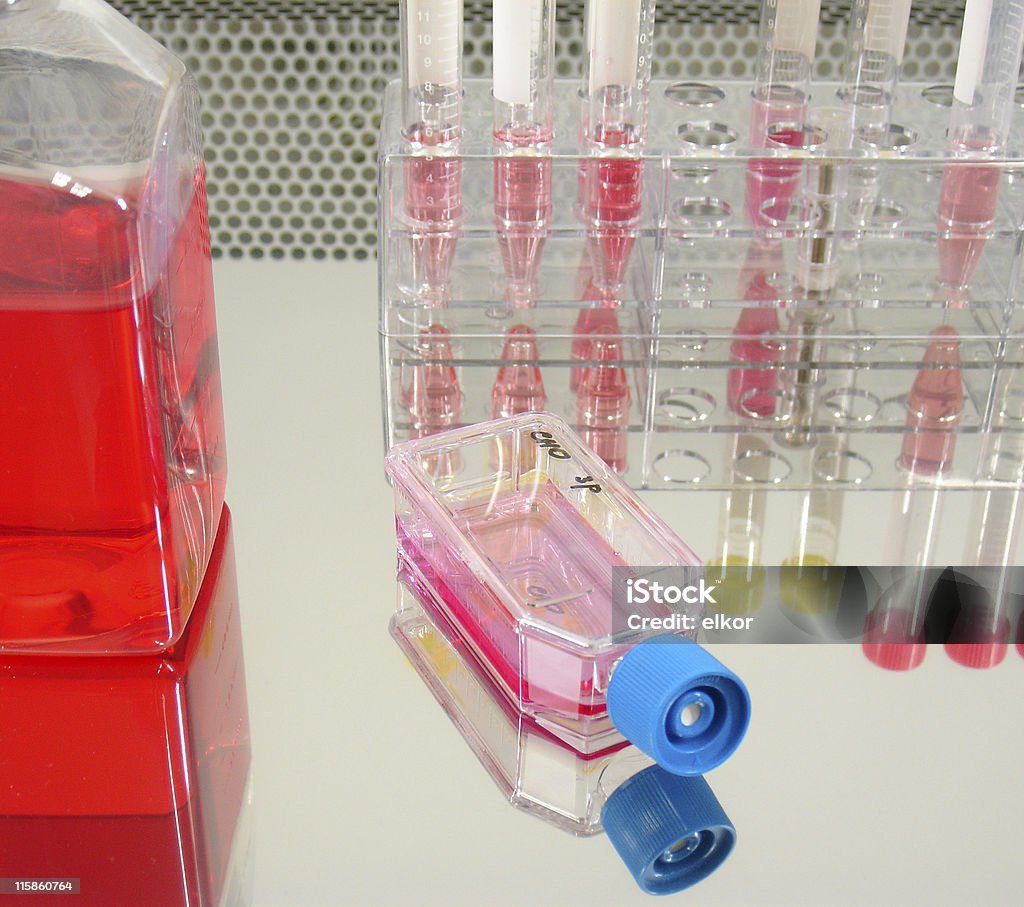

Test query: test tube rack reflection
[380,78,1024,569]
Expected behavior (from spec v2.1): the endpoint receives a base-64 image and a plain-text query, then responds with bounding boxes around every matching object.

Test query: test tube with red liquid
[862,334,964,670]
[898,326,964,477]
[727,241,786,419]
[403,323,463,441]
[861,454,956,671]
[569,275,622,393]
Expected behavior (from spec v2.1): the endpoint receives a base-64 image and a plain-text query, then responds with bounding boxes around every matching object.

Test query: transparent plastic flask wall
[386,413,751,895]
[0,1,226,653]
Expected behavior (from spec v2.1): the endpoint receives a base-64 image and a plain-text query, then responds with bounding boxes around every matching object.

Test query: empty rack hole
[657,387,716,422]
[653,450,712,484]
[665,82,726,107]
[677,121,738,151]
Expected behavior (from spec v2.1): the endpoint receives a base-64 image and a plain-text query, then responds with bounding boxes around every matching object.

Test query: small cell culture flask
[387,413,751,894]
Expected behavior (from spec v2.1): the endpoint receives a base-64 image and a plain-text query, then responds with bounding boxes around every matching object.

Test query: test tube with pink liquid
[492,0,555,307]
[938,0,1024,297]
[580,0,656,293]
[400,0,463,305]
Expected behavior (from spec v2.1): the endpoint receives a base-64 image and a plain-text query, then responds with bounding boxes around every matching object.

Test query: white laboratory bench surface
[214,261,1023,907]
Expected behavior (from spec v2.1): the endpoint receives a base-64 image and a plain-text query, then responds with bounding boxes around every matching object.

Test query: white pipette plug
[582,0,656,149]
[401,0,463,146]
[580,0,656,291]
[493,0,555,143]
[951,0,1024,148]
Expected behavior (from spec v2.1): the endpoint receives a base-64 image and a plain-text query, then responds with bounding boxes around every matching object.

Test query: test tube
[938,0,1024,293]
[862,487,945,671]
[898,326,964,477]
[491,326,547,470]
[581,0,656,291]
[840,0,913,130]
[778,436,849,636]
[493,0,556,306]
[720,248,782,617]
[400,0,464,301]
[746,0,822,228]
[403,324,463,440]
[727,306,782,419]
[491,325,547,419]
[716,244,785,620]
[570,277,621,392]
[401,0,462,145]
[949,348,1024,668]
[949,489,1018,669]
[754,0,821,112]
[778,114,839,450]
[583,0,655,147]
[402,323,463,479]
[704,435,770,620]
[727,237,787,418]
[844,0,913,227]
[862,335,965,668]
[966,352,1024,568]
[575,325,632,474]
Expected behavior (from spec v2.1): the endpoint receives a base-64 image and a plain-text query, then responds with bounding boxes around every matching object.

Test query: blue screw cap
[607,635,750,775]
[601,766,736,896]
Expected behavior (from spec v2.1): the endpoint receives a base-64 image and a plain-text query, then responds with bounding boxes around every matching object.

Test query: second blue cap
[602,766,736,895]
[607,635,751,776]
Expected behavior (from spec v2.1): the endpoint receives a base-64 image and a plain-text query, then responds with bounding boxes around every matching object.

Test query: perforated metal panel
[110,1,967,260]
[113,2,968,25]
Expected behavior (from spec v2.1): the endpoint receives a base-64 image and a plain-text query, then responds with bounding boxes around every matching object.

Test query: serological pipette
[401,0,464,303]
[493,0,556,307]
[842,0,913,225]
[841,0,913,132]
[938,0,1024,296]
[746,0,822,226]
[580,0,656,291]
